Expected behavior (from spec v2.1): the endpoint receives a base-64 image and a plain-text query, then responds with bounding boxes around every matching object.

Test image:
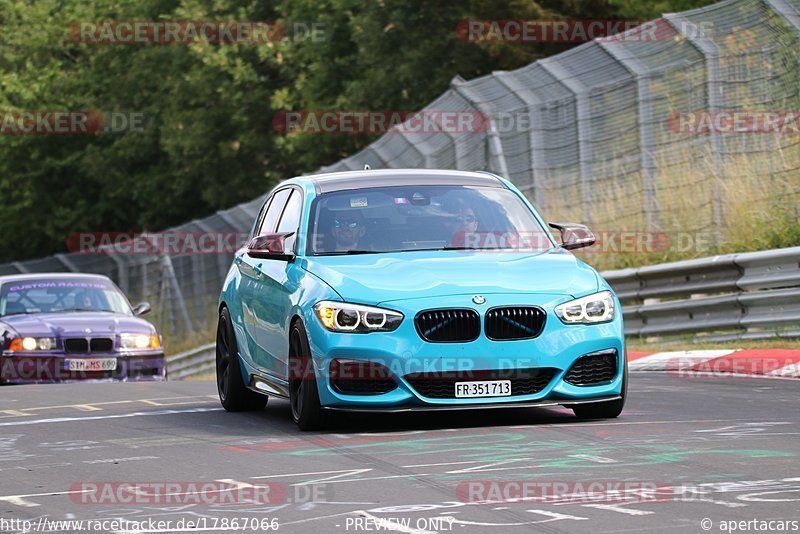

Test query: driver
[331,210,367,252]
[444,201,480,247]
[74,291,93,309]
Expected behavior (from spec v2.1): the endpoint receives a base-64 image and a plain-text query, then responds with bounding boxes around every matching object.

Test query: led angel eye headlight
[555,291,616,324]
[315,301,403,333]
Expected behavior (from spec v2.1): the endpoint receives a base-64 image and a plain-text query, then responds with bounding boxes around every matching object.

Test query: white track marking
[0,489,92,508]
[0,407,222,426]
[252,468,373,485]
[582,503,653,515]
[402,460,480,468]
[568,454,618,463]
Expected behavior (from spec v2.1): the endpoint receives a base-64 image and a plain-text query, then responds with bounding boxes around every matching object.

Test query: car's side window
[276,189,303,252]
[257,189,291,236]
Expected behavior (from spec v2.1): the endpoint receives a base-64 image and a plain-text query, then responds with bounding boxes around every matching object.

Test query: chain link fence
[2,0,799,346]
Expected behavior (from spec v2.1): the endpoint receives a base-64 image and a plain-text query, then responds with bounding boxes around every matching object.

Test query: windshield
[0,278,133,316]
[307,185,554,255]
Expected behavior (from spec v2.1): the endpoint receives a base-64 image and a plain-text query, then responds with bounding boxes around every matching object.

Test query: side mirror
[132,302,151,316]
[548,223,596,251]
[247,232,296,261]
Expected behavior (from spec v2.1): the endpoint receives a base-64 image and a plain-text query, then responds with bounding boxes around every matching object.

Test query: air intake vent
[90,338,114,352]
[414,309,480,343]
[64,338,89,353]
[485,306,546,340]
[329,360,397,396]
[564,350,618,386]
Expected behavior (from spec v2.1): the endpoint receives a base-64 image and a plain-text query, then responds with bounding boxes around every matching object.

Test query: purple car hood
[0,312,154,337]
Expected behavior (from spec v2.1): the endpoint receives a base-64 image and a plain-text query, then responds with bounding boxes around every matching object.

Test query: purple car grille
[64,337,114,354]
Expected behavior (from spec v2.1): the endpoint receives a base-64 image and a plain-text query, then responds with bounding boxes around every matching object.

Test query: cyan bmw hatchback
[217,169,625,430]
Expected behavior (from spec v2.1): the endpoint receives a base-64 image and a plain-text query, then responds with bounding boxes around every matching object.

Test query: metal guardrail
[167,343,215,380]
[602,246,800,341]
[166,246,800,379]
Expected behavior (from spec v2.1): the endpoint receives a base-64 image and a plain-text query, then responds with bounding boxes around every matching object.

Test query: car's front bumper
[321,395,623,413]
[304,293,625,410]
[0,352,166,384]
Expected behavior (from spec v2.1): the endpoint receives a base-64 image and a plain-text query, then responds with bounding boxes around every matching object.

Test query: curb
[628,349,800,379]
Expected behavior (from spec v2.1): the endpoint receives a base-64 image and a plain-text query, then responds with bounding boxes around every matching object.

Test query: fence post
[11,262,29,273]
[103,253,129,294]
[538,58,593,224]
[765,0,800,31]
[597,39,660,231]
[451,77,510,178]
[664,13,724,246]
[160,255,194,333]
[54,253,79,272]
[493,71,545,206]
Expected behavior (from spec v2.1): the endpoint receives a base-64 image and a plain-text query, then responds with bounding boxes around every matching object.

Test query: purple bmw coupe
[0,273,165,384]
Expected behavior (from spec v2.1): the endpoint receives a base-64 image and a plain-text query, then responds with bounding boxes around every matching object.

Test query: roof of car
[0,273,112,285]
[301,169,506,194]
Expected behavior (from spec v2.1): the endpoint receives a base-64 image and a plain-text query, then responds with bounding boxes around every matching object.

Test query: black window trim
[251,195,274,239]
[254,187,293,238]
[274,186,304,255]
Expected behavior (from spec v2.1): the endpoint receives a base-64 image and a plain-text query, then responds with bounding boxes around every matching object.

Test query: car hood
[0,312,154,337]
[302,249,599,304]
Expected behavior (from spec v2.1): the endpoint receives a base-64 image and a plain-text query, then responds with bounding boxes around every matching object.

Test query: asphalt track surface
[1,374,799,534]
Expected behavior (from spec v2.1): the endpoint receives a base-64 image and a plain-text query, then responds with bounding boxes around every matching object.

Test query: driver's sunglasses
[334,219,361,229]
[457,215,477,223]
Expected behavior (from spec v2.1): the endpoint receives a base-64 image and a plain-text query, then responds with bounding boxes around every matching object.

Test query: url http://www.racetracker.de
[0,516,281,532]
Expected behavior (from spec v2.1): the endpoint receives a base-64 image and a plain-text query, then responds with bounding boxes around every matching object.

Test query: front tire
[572,358,627,419]
[289,320,326,431]
[216,307,268,412]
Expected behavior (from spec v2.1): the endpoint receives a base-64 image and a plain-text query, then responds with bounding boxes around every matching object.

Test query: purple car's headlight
[314,301,403,333]
[119,333,162,350]
[8,337,57,351]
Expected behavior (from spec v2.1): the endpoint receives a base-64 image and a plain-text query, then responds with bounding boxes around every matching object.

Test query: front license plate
[455,380,511,398]
[66,358,118,372]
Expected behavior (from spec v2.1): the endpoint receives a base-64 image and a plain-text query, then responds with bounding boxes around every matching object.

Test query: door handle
[253,263,264,277]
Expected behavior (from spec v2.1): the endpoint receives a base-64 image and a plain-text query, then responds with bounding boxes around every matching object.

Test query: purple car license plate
[65,358,118,372]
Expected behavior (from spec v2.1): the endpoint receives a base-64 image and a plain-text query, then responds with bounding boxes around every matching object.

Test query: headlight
[555,291,616,324]
[314,301,404,333]
[120,333,161,350]
[8,337,57,351]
